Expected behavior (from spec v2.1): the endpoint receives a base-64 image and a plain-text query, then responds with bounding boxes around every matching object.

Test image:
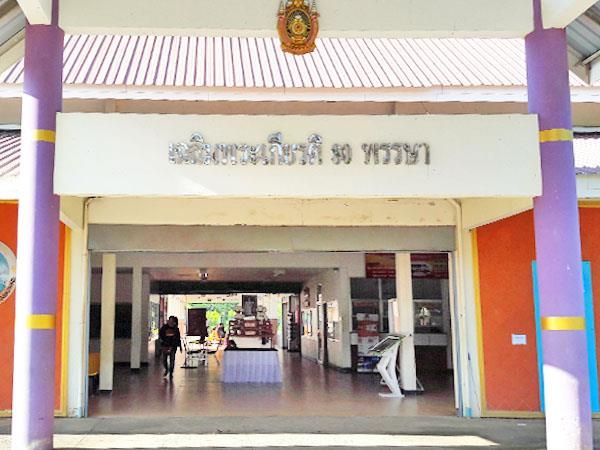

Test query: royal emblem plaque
[277,0,319,55]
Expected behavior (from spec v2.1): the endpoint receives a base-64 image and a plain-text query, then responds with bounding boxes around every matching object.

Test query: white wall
[166,295,188,326]
[301,269,353,369]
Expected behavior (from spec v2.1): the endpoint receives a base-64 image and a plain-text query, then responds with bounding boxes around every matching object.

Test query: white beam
[60,196,84,229]
[590,57,600,85]
[0,2,26,72]
[60,0,533,38]
[87,225,455,253]
[568,48,589,85]
[88,198,456,227]
[542,0,598,29]
[461,198,533,229]
[99,253,116,391]
[16,0,52,24]
[130,265,142,370]
[0,30,24,75]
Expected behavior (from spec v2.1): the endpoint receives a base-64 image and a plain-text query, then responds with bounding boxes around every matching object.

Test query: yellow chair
[88,352,100,394]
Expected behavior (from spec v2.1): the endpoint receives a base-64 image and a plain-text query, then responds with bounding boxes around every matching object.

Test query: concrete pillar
[11,3,63,449]
[67,227,89,417]
[395,252,417,391]
[526,1,592,448]
[130,265,142,369]
[99,253,116,391]
[140,273,151,364]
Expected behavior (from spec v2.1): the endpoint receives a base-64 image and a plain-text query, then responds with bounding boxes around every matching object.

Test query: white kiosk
[368,335,405,398]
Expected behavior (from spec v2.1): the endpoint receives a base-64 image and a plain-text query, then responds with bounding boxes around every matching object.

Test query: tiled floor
[89,351,456,417]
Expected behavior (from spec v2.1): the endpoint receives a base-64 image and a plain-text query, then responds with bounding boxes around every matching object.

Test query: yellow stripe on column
[32,129,56,143]
[541,316,585,331]
[26,314,56,329]
[539,128,573,143]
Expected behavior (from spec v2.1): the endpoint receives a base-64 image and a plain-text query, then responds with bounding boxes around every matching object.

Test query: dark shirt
[159,324,181,349]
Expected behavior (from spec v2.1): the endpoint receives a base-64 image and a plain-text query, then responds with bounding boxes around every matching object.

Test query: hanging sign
[277,0,319,55]
[0,241,16,304]
[366,253,450,279]
[366,253,396,279]
[410,253,449,279]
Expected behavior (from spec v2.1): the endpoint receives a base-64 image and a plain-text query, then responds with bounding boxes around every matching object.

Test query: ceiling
[145,267,326,283]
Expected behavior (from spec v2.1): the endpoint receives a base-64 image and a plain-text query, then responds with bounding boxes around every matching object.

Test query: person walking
[159,316,182,379]
[217,323,226,343]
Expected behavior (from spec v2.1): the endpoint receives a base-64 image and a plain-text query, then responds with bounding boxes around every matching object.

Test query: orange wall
[476,206,600,413]
[580,207,600,394]
[0,203,66,414]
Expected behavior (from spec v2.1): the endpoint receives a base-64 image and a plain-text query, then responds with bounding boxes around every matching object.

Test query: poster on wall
[327,301,340,341]
[365,253,395,279]
[356,313,380,373]
[302,309,313,336]
[0,241,16,305]
[366,253,450,280]
[242,295,258,316]
[411,253,449,279]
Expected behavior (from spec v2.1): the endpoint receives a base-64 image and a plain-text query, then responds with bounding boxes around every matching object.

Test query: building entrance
[86,252,457,418]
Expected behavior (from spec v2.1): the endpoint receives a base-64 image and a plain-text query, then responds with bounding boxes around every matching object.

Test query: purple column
[526,1,592,448]
[11,2,63,450]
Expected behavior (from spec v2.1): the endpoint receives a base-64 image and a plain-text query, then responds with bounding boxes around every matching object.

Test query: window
[351,278,394,333]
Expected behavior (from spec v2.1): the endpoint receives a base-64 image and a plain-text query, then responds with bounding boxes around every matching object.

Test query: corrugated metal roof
[1,131,599,180]
[575,134,600,174]
[0,130,19,177]
[0,35,589,89]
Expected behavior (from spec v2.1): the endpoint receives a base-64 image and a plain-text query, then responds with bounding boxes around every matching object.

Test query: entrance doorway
[86,252,457,418]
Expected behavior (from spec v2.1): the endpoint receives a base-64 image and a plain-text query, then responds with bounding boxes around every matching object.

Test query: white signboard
[55,113,540,198]
[511,334,527,345]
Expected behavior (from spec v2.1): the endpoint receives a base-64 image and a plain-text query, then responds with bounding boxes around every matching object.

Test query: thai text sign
[168,132,430,166]
[366,253,396,279]
[55,113,540,198]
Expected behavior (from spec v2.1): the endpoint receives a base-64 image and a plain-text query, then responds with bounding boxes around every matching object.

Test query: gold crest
[277,0,319,55]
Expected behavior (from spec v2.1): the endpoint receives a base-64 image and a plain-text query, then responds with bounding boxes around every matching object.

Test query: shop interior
[86,253,456,418]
